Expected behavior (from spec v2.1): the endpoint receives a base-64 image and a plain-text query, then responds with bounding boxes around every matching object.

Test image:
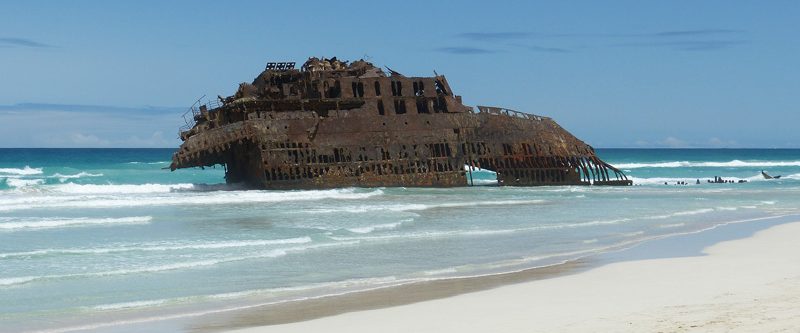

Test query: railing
[476,105,546,121]
[178,95,224,138]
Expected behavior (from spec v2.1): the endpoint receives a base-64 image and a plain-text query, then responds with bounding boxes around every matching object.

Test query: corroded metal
[171,57,631,188]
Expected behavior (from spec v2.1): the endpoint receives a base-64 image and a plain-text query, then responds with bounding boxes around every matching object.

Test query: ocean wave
[329,218,632,242]
[645,208,714,220]
[91,299,169,311]
[127,161,170,165]
[308,199,546,214]
[346,222,404,234]
[48,172,104,183]
[51,183,197,194]
[327,229,519,242]
[0,188,384,212]
[614,160,800,169]
[85,275,403,314]
[0,236,312,258]
[0,166,43,175]
[0,276,39,286]
[0,216,152,231]
[628,175,762,185]
[620,231,645,237]
[5,178,44,188]
[0,241,359,287]
[659,223,686,228]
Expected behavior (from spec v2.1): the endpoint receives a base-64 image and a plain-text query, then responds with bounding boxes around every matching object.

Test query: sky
[1,1,798,148]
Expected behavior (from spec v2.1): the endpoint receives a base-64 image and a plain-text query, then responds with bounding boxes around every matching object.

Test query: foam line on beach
[88,275,405,313]
[0,216,152,231]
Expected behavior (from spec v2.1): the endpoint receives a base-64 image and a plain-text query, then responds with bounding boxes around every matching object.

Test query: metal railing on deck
[178,95,223,138]
[476,105,546,121]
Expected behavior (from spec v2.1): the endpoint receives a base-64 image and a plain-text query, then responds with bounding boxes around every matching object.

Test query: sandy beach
[220,220,800,333]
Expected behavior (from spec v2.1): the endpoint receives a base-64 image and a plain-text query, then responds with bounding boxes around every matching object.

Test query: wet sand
[188,259,586,332]
[207,217,800,333]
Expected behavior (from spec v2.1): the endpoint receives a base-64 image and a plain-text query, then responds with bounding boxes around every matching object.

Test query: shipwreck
[171,57,631,188]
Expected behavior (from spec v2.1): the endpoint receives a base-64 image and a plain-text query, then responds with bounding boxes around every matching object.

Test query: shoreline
[186,258,587,333]
[184,214,800,333]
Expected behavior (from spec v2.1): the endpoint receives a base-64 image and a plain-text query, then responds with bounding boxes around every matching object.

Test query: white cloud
[0,104,182,148]
[69,132,111,146]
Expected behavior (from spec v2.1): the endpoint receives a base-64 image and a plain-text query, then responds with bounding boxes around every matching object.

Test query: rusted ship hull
[171,58,630,188]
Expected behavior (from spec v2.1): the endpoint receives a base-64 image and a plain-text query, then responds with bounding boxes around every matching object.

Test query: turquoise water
[2,148,800,332]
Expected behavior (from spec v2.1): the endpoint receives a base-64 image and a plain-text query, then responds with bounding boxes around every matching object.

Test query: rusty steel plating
[171,57,631,188]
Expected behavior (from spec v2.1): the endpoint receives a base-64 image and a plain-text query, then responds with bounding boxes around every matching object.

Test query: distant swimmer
[696,179,700,184]
[761,170,782,179]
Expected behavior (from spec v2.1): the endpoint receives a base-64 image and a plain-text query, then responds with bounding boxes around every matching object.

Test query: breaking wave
[307,199,547,214]
[0,166,43,175]
[346,222,404,234]
[5,178,44,188]
[614,160,800,169]
[0,188,385,212]
[91,299,169,311]
[48,172,104,183]
[0,216,153,231]
[329,217,634,242]
[127,161,170,165]
[629,175,763,185]
[50,183,197,194]
[0,242,356,287]
[0,236,313,258]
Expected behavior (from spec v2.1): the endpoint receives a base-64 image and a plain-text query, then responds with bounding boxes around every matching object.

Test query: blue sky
[1,1,797,148]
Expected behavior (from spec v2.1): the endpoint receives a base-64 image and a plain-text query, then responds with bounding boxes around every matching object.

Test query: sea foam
[0,242,357,287]
[0,166,43,175]
[5,178,44,188]
[308,199,546,214]
[0,236,312,258]
[614,160,800,169]
[49,172,104,183]
[0,188,385,212]
[52,183,196,194]
[346,222,404,234]
[0,216,152,231]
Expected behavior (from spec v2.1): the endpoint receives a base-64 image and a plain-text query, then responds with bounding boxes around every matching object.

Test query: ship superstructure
[171,57,631,188]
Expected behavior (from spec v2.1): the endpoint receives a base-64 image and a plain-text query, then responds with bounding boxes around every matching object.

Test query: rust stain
[171,57,631,188]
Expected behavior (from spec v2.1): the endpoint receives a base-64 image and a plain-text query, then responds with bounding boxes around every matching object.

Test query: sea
[2,148,800,332]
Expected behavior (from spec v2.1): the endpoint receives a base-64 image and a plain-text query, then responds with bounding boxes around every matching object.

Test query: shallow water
[2,148,799,332]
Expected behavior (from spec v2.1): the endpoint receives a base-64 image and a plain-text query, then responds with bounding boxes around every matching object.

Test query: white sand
[227,221,800,333]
